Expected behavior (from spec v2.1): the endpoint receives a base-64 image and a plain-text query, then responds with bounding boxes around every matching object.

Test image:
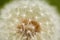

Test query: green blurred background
[0,0,60,15]
[0,0,12,9]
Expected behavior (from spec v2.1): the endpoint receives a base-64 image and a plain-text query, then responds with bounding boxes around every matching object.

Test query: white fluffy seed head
[0,0,60,40]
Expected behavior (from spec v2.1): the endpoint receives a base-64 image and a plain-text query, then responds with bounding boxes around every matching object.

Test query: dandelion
[0,0,60,40]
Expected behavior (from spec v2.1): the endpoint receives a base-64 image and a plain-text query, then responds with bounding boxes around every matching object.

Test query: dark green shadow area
[0,0,12,9]
[46,0,60,15]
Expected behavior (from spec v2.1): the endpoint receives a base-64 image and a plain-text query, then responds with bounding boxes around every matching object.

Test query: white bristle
[0,0,59,40]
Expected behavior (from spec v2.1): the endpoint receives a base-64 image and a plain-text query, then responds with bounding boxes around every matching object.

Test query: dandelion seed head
[0,0,59,40]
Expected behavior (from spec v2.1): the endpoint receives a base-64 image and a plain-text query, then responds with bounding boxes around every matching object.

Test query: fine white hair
[0,0,60,40]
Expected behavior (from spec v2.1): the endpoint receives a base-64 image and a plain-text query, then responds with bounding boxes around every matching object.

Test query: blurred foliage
[0,0,12,9]
[46,0,60,15]
[0,0,60,15]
